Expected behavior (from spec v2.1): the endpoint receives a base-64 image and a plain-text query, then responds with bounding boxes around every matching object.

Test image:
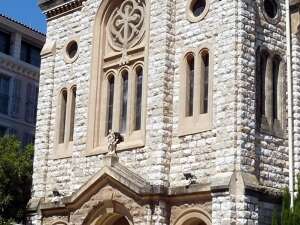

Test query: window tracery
[87,0,148,154]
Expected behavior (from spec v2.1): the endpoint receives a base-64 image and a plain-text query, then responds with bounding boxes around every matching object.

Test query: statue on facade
[107,130,123,156]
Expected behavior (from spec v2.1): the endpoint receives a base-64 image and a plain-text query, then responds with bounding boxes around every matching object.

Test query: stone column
[10,32,22,59]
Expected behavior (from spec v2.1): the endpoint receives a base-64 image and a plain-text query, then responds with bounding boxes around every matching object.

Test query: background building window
[20,41,41,67]
[11,79,21,118]
[0,75,10,115]
[25,83,38,123]
[0,30,10,55]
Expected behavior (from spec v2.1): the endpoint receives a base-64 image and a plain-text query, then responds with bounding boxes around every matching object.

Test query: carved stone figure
[107,130,123,155]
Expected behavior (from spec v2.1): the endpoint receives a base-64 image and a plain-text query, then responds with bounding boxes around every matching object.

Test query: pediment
[62,155,151,209]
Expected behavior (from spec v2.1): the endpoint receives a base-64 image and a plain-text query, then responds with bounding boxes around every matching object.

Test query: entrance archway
[99,214,131,225]
[173,208,211,225]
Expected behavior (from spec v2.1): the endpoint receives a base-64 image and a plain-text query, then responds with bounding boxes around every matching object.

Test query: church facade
[28,0,300,224]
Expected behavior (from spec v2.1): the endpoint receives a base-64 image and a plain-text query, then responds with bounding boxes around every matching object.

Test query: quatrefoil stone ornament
[107,0,145,64]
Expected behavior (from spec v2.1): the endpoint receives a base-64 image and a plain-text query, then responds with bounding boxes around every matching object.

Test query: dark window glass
[0,31,10,55]
[0,75,10,115]
[11,79,21,118]
[192,0,206,17]
[201,51,209,114]
[59,90,67,143]
[25,83,37,123]
[67,41,78,59]
[69,87,76,141]
[264,0,278,19]
[260,52,268,116]
[186,54,194,117]
[106,76,115,135]
[20,41,41,67]
[272,56,280,121]
[135,67,143,130]
[23,132,35,147]
[0,125,7,137]
[120,71,128,133]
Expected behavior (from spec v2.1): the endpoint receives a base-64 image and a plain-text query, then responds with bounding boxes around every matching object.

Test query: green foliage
[272,175,300,225]
[0,136,34,224]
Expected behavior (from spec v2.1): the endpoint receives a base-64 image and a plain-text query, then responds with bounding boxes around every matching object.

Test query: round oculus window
[191,0,206,17]
[263,0,278,19]
[66,41,78,59]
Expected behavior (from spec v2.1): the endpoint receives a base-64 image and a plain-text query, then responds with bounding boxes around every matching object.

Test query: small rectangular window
[0,75,10,115]
[0,31,10,55]
[20,41,41,67]
[11,79,22,118]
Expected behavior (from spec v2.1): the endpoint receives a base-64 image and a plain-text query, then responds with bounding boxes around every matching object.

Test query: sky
[0,0,47,33]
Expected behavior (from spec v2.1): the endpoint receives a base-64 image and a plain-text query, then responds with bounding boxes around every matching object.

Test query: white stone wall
[32,0,294,224]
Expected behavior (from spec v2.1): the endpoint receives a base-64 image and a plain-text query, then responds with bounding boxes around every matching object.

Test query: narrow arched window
[59,89,67,144]
[186,54,195,117]
[120,71,128,133]
[106,75,115,135]
[200,50,209,114]
[134,67,143,131]
[272,55,281,121]
[259,50,269,117]
[69,86,76,141]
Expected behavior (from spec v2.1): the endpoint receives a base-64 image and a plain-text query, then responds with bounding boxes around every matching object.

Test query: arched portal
[173,208,211,225]
[95,213,131,225]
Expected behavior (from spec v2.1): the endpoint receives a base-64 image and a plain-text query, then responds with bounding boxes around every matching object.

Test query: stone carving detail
[107,130,123,155]
[107,0,145,63]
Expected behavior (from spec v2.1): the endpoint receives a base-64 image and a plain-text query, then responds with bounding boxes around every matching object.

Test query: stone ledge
[38,0,87,19]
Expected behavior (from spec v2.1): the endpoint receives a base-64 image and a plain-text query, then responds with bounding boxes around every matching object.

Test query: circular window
[64,38,79,63]
[192,0,206,17]
[263,0,278,19]
[67,41,78,59]
[187,0,209,22]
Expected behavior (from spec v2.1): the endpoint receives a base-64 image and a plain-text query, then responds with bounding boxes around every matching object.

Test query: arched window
[179,47,213,136]
[120,71,128,133]
[55,85,77,158]
[256,48,284,135]
[69,86,76,141]
[134,66,143,131]
[200,50,209,114]
[59,89,67,144]
[186,53,195,117]
[87,0,148,153]
[106,75,115,135]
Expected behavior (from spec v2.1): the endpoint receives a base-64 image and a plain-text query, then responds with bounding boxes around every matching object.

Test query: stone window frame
[86,0,149,156]
[186,0,210,23]
[53,84,77,159]
[172,208,212,225]
[256,47,286,137]
[63,37,80,64]
[260,0,282,25]
[178,44,214,136]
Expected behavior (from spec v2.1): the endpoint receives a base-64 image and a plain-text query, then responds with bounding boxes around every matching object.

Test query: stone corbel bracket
[290,0,300,35]
[38,0,88,20]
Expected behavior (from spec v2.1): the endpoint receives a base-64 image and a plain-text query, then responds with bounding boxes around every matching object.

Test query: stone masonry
[28,0,300,225]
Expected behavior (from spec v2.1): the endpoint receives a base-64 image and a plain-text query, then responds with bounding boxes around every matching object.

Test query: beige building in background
[0,14,45,145]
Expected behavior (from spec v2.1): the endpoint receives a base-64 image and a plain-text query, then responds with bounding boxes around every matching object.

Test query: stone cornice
[39,0,87,20]
[0,53,40,80]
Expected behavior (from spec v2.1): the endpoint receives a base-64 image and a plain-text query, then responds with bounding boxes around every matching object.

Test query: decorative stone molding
[63,37,79,64]
[39,0,87,20]
[0,53,39,80]
[41,39,56,58]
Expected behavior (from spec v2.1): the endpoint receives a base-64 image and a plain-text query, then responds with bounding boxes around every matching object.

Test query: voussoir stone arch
[51,220,69,225]
[82,200,134,225]
[172,208,212,225]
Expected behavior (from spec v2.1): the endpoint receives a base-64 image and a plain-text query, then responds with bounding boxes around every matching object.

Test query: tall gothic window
[179,46,213,136]
[59,89,67,144]
[256,48,284,135]
[87,0,148,153]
